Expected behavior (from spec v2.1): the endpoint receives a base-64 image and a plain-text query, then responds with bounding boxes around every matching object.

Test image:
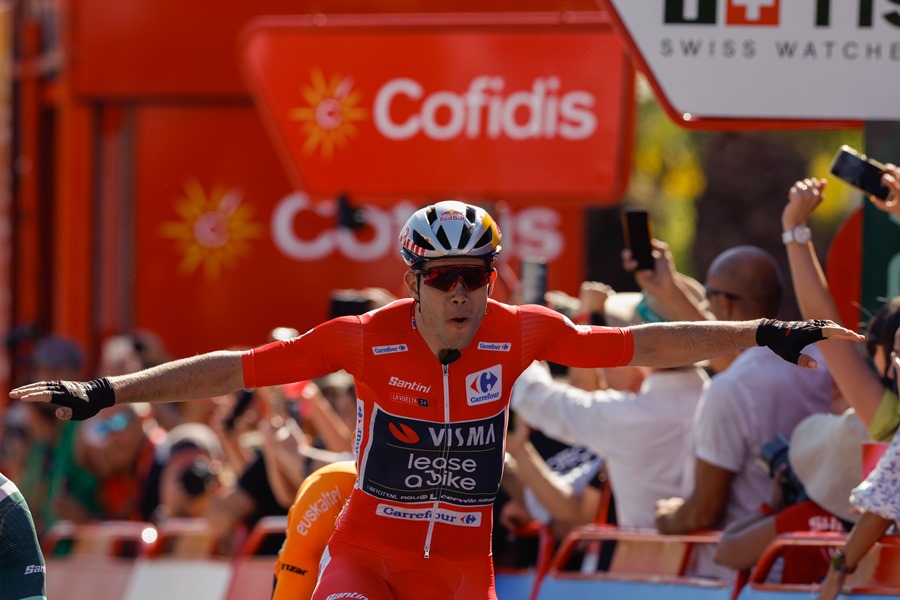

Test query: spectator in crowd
[205,389,290,555]
[654,245,834,580]
[817,328,900,600]
[781,174,900,441]
[715,407,868,583]
[510,273,711,529]
[545,281,646,393]
[97,330,186,429]
[15,335,86,534]
[154,422,225,521]
[65,403,162,522]
[500,410,606,536]
[0,470,46,600]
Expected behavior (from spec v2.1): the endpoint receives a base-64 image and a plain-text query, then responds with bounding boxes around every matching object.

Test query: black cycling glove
[756,318,827,365]
[45,378,116,420]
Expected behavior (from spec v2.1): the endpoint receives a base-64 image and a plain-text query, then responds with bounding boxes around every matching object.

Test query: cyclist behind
[11,201,863,600]
[0,470,47,600]
[273,460,356,600]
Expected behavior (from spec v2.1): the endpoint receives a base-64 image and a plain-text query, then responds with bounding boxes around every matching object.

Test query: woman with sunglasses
[11,201,863,600]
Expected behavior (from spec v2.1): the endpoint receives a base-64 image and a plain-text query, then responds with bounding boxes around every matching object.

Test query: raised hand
[867,163,900,219]
[784,178,825,231]
[9,378,116,420]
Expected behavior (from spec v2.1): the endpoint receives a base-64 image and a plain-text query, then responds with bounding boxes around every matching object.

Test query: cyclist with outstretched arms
[11,202,864,600]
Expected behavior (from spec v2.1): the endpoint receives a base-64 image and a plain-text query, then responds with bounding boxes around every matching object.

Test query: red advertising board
[240,18,634,203]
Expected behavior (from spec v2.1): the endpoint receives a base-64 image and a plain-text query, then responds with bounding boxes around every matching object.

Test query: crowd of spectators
[0,166,898,599]
[0,325,363,557]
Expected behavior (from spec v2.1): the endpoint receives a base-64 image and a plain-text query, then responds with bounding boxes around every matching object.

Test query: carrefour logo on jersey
[373,343,409,355]
[477,341,511,352]
[375,503,482,527]
[466,365,503,406]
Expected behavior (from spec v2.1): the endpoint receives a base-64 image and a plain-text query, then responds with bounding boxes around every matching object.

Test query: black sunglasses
[704,285,742,301]
[415,265,493,292]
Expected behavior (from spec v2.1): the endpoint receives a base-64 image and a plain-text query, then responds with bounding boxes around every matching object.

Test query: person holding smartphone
[782,174,900,439]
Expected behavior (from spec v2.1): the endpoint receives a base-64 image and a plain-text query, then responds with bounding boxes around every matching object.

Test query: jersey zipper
[423,362,452,559]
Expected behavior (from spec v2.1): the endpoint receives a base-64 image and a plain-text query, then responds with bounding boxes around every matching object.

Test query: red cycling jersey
[242,298,633,599]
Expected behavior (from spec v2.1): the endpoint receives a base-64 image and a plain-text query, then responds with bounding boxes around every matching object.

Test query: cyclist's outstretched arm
[10,350,245,420]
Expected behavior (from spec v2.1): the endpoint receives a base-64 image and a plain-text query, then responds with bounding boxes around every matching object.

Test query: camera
[758,433,808,507]
[178,457,218,497]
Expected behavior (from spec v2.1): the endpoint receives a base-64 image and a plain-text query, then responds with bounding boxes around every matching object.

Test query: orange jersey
[273,461,357,600]
[243,298,632,595]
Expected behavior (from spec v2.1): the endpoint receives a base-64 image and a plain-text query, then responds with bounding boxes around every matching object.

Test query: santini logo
[477,341,511,352]
[388,376,431,394]
[372,344,409,355]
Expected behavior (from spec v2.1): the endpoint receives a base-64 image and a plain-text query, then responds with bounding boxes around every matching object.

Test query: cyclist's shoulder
[358,298,414,326]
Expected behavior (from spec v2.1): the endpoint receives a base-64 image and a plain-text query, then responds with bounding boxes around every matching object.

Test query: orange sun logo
[289,68,368,160]
[160,179,265,280]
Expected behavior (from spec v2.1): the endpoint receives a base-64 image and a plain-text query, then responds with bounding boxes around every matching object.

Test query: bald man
[654,246,834,579]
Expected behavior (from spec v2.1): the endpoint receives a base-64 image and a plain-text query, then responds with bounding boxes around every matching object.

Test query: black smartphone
[621,208,654,271]
[520,257,548,305]
[829,145,890,201]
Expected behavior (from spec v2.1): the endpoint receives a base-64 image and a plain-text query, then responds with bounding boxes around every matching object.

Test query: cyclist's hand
[9,378,116,420]
[756,319,863,367]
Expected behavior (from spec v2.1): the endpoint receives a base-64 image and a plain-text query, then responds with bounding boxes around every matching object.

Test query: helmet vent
[412,230,435,251]
[435,226,452,250]
[425,207,438,226]
[474,229,493,250]
[457,223,472,249]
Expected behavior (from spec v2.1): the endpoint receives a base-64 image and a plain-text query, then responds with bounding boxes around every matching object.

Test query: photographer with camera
[715,407,868,583]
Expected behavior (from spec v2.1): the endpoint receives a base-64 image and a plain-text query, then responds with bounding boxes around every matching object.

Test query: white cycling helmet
[399,201,502,267]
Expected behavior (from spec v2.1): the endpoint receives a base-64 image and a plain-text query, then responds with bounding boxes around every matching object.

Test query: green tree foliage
[622,76,864,317]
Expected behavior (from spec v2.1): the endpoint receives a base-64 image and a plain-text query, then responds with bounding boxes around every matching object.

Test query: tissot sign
[600,0,900,123]
[240,19,633,202]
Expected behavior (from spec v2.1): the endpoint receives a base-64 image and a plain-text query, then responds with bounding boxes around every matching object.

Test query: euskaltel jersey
[242,298,633,562]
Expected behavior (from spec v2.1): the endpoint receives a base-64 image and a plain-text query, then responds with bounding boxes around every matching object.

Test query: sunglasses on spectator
[704,285,742,301]
[92,411,134,436]
[415,265,494,292]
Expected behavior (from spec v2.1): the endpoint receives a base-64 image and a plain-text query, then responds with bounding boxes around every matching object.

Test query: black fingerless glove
[46,378,116,420]
[756,318,827,364]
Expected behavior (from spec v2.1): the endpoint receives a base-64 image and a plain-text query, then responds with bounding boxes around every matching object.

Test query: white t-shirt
[511,361,709,528]
[686,344,832,578]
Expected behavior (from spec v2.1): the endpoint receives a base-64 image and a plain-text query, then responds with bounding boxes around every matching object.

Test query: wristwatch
[782,225,812,245]
[831,549,857,574]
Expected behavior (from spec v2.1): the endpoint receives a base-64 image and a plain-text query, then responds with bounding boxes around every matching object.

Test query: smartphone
[621,208,654,271]
[829,145,890,200]
[520,257,548,305]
